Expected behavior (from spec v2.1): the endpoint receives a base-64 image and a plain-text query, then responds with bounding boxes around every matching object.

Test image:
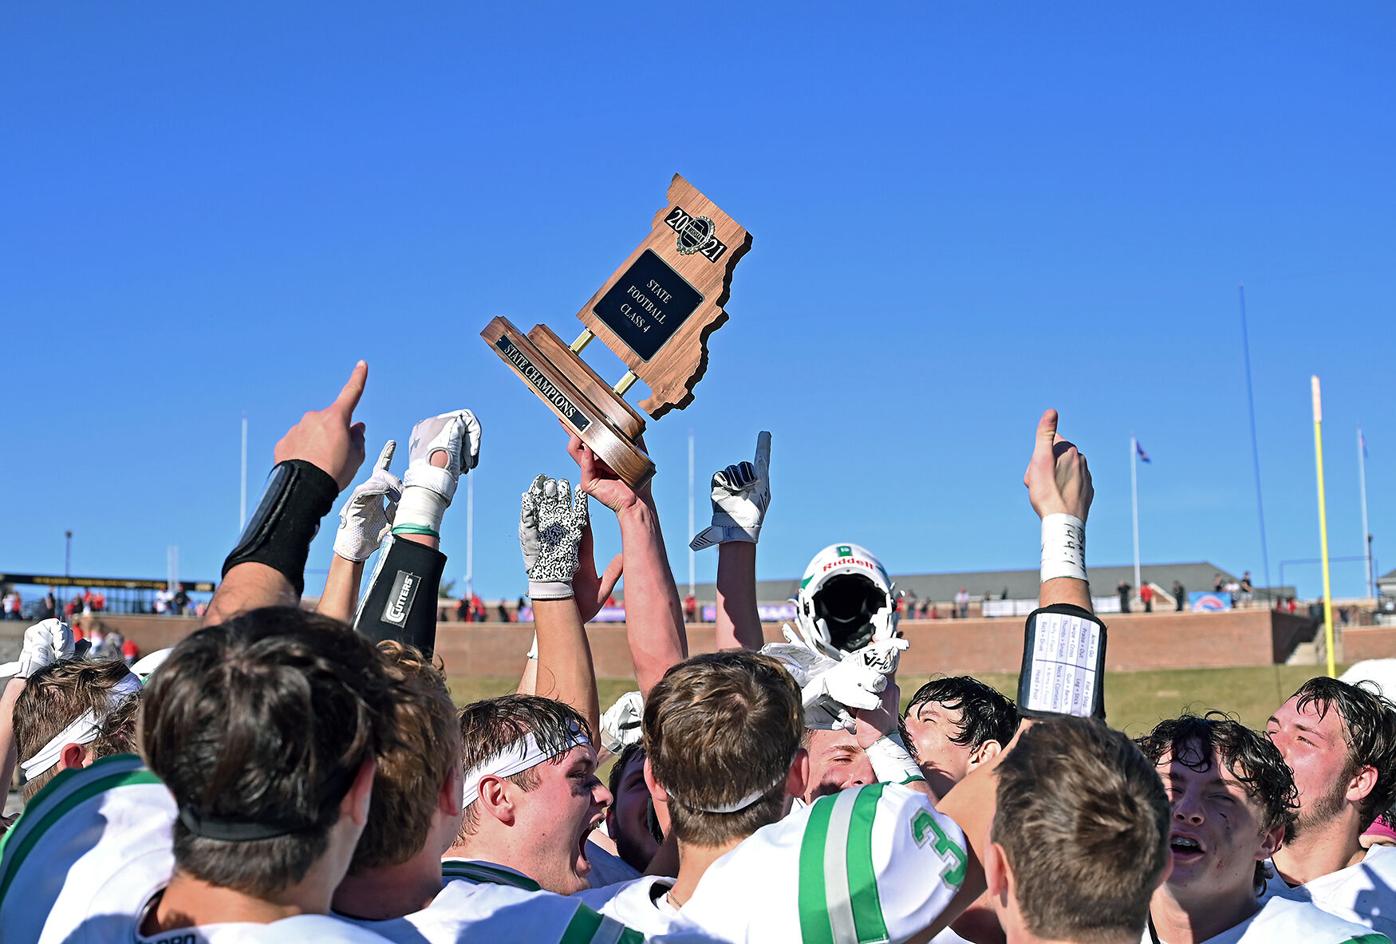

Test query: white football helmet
[792,542,900,659]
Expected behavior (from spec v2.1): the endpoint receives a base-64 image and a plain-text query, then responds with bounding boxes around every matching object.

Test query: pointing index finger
[330,361,368,417]
[754,430,772,477]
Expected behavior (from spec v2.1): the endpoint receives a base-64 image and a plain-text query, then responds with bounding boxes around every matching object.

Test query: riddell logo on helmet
[822,557,876,575]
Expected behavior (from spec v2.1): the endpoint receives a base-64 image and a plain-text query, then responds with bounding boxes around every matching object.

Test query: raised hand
[566,431,651,514]
[332,440,401,562]
[690,430,772,550]
[273,361,369,491]
[572,517,623,623]
[1023,408,1094,522]
[16,618,74,678]
[519,474,590,600]
[394,409,482,538]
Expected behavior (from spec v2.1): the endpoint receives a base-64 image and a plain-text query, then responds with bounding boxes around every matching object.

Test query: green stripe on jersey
[558,904,604,944]
[798,793,838,944]
[1344,936,1391,944]
[846,783,889,942]
[0,754,160,900]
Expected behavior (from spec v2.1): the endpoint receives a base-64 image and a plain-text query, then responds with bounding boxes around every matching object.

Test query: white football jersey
[1145,895,1389,943]
[345,866,639,944]
[576,874,683,937]
[0,754,386,943]
[421,859,714,943]
[1263,845,1396,939]
[584,783,967,943]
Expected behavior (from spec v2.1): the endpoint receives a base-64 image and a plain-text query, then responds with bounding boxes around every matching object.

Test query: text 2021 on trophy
[482,174,751,487]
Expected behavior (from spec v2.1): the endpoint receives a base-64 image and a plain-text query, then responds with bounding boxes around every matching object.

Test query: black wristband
[222,460,339,597]
[354,537,447,658]
[1017,603,1108,721]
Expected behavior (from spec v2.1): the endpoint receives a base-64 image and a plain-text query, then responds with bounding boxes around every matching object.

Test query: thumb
[1031,408,1059,466]
[375,440,396,473]
[597,553,624,602]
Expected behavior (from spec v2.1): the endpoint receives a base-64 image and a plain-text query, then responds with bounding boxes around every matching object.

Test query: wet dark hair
[1290,677,1396,824]
[1136,712,1298,893]
[902,675,1020,754]
[142,607,396,898]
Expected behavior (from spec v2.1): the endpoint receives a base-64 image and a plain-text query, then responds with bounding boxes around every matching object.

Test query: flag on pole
[1135,440,1151,463]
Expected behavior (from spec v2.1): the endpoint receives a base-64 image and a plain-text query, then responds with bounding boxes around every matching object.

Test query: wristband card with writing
[1017,604,1107,720]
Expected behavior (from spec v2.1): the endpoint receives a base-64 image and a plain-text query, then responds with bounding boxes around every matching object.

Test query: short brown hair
[14,657,141,801]
[455,694,592,839]
[142,607,396,899]
[349,641,461,873]
[993,717,1169,943]
[645,651,802,847]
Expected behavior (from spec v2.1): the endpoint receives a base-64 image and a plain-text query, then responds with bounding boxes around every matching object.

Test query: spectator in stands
[683,592,698,623]
[42,590,56,620]
[1241,571,1254,606]
[496,601,509,623]
[456,596,470,622]
[1118,579,1132,613]
[1140,582,1154,613]
[955,586,970,619]
[1287,596,1298,614]
[1214,572,1226,592]
[1173,579,1186,611]
[2,590,17,620]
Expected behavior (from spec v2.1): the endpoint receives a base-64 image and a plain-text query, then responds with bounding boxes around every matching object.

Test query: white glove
[333,441,402,562]
[690,431,771,550]
[16,618,74,679]
[519,475,588,600]
[600,690,645,755]
[855,633,910,678]
[395,410,482,535]
[762,640,862,732]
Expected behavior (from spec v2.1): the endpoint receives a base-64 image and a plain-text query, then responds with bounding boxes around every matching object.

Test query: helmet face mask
[793,543,899,658]
[813,574,882,652]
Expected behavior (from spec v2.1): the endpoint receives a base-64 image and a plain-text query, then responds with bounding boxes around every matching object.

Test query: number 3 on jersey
[912,809,967,887]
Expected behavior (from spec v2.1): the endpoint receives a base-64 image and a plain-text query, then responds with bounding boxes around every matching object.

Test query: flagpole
[1312,377,1336,678]
[1359,426,1374,599]
[1238,285,1274,601]
[1131,435,1142,602]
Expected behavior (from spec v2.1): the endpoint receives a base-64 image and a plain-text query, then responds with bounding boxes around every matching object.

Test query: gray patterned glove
[519,474,588,601]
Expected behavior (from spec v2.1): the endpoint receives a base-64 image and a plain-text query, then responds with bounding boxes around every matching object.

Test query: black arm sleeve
[354,537,447,658]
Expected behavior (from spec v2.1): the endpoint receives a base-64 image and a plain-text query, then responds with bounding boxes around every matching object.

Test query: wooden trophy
[482,174,752,487]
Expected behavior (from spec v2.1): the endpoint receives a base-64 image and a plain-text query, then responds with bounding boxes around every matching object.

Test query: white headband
[20,672,142,779]
[673,772,787,814]
[461,726,590,807]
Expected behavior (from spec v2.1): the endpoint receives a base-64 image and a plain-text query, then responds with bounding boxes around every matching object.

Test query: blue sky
[2,3,1392,601]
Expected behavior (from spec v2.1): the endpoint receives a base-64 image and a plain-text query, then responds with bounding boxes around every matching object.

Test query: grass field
[449,663,1341,737]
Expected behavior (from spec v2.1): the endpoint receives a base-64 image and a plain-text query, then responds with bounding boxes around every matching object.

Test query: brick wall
[1339,626,1396,664]
[35,607,1318,681]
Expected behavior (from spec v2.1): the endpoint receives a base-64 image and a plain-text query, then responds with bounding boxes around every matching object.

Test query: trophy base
[482,316,656,488]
